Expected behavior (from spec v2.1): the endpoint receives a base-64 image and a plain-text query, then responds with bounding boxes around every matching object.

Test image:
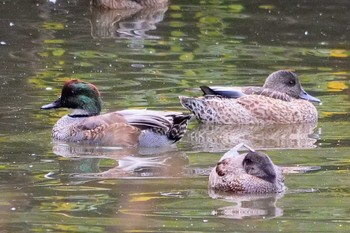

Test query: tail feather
[166,114,192,142]
[122,109,192,146]
[200,86,217,96]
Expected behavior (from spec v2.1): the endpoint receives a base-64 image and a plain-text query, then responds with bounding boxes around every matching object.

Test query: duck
[208,143,285,194]
[41,79,191,148]
[91,0,169,10]
[179,70,320,125]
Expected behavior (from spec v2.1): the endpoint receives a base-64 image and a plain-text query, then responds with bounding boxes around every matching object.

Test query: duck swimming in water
[209,143,285,194]
[179,70,320,124]
[41,79,191,148]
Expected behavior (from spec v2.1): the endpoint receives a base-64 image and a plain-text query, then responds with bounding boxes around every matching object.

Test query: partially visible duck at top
[179,70,321,125]
[41,80,191,148]
[91,0,169,10]
[209,143,285,194]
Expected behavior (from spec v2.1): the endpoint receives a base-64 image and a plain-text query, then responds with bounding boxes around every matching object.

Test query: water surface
[1,0,350,232]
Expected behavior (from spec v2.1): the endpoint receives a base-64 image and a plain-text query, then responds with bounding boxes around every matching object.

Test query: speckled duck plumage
[41,80,191,147]
[209,143,285,194]
[179,70,320,125]
[91,0,169,10]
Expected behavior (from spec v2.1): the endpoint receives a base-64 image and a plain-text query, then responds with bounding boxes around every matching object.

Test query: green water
[1,0,350,232]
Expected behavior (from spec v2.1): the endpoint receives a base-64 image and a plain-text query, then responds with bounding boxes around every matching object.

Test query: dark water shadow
[90,6,168,39]
[184,122,320,152]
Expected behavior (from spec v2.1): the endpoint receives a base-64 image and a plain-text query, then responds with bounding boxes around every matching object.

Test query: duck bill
[41,97,62,110]
[299,88,320,103]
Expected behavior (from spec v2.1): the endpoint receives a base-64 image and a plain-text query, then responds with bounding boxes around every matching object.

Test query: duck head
[242,151,277,184]
[264,70,320,103]
[216,150,278,184]
[41,79,102,116]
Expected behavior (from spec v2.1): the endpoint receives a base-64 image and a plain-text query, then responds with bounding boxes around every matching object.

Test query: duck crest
[63,79,101,97]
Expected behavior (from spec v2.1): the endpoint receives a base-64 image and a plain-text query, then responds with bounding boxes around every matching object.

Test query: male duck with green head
[41,79,191,147]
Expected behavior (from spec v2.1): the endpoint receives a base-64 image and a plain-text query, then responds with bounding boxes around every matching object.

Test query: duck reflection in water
[90,2,168,39]
[209,192,284,219]
[184,122,319,152]
[52,143,189,180]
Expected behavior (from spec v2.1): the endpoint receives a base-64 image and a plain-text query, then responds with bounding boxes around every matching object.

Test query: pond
[1,0,350,232]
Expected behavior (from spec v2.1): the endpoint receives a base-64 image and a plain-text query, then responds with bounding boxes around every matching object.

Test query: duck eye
[288,80,296,85]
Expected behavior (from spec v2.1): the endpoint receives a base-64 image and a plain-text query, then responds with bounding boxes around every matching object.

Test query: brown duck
[91,0,169,9]
[180,70,320,124]
[209,143,285,194]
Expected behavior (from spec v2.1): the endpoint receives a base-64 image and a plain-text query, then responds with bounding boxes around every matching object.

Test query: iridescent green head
[41,79,102,116]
